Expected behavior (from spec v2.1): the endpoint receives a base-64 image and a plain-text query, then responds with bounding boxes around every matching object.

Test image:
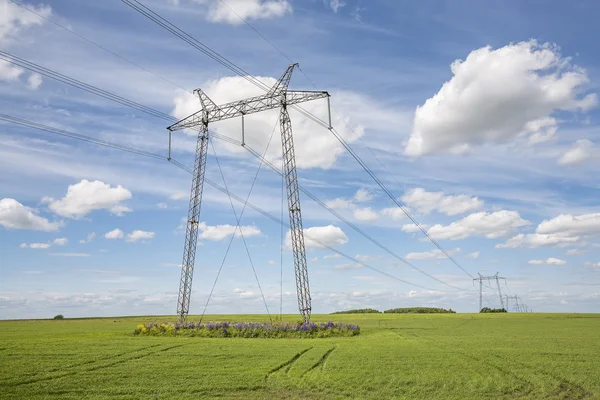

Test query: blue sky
[1,0,600,319]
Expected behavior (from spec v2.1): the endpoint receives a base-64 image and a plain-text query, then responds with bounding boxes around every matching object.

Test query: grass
[1,313,599,399]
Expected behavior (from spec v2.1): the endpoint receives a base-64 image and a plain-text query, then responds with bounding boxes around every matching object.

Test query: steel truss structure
[170,64,329,322]
[473,272,506,311]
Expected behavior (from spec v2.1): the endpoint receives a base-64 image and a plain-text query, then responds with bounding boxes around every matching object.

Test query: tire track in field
[264,347,313,381]
[487,352,593,399]
[46,343,164,373]
[301,346,336,377]
[5,344,186,388]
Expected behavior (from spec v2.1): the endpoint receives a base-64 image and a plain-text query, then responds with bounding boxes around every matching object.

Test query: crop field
[1,313,599,399]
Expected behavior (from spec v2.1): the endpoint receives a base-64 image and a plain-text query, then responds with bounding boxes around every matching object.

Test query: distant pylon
[473,272,506,311]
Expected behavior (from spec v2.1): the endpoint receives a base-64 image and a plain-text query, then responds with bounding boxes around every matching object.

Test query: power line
[1,114,449,294]
[121,0,475,281]
[9,0,190,93]
[0,49,471,291]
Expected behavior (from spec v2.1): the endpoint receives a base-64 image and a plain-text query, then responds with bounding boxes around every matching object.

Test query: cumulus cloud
[286,225,348,249]
[156,202,169,209]
[171,76,365,169]
[79,232,96,244]
[199,222,260,241]
[498,212,600,248]
[327,0,345,13]
[565,249,585,256]
[0,198,60,231]
[528,258,566,266]
[53,238,68,246]
[323,253,341,259]
[401,223,429,233]
[26,72,42,90]
[333,263,361,270]
[405,40,596,156]
[558,139,594,166]
[405,247,460,260]
[170,192,187,201]
[0,59,23,82]
[353,207,378,222]
[126,230,155,242]
[105,229,124,240]
[401,188,483,216]
[496,233,579,249]
[0,0,52,45]
[195,0,292,25]
[427,210,529,240]
[466,251,480,259]
[380,207,405,221]
[584,262,600,270]
[20,242,50,249]
[43,180,132,219]
[353,188,374,203]
[325,198,352,210]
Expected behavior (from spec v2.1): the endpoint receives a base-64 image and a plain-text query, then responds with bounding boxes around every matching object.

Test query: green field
[1,313,599,399]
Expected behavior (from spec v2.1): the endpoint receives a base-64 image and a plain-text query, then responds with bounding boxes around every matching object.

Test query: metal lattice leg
[280,104,312,323]
[177,121,209,322]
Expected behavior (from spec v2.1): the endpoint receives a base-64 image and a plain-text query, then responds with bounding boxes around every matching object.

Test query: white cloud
[156,202,168,209]
[326,0,345,13]
[427,210,529,240]
[105,228,124,240]
[325,198,352,209]
[49,252,90,257]
[268,260,276,265]
[198,222,261,241]
[126,230,155,242]
[528,258,566,266]
[323,253,341,260]
[79,232,96,244]
[53,238,68,246]
[0,198,60,231]
[198,0,292,25]
[405,247,460,260]
[558,139,594,166]
[333,263,361,270]
[584,262,600,270]
[353,207,378,222]
[0,59,23,82]
[537,212,600,237]
[26,72,42,90]
[43,180,132,219]
[353,188,374,203]
[496,233,579,249]
[405,40,596,156]
[526,117,558,144]
[355,254,378,262]
[401,188,483,216]
[171,76,365,169]
[381,207,405,221]
[286,225,348,249]
[401,223,429,233]
[466,251,480,259]
[0,0,51,45]
[20,242,50,249]
[565,249,585,256]
[170,192,187,201]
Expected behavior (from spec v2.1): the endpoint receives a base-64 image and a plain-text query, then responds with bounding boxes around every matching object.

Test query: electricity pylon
[473,272,506,311]
[505,295,522,312]
[169,64,330,323]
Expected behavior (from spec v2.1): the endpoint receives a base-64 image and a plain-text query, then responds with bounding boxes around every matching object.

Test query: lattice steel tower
[169,64,329,323]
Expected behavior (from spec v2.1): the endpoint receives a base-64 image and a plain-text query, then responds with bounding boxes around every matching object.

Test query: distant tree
[331,308,381,314]
[384,307,456,314]
[479,308,507,313]
[53,314,64,320]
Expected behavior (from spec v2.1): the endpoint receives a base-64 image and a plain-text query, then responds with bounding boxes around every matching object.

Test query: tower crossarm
[167,90,328,131]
